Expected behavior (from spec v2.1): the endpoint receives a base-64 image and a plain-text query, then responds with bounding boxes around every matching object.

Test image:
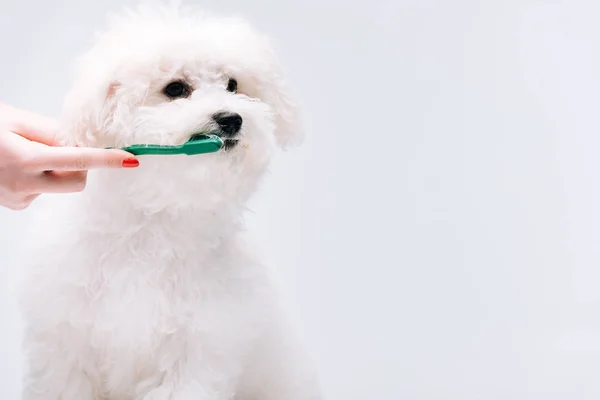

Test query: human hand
[0,103,138,210]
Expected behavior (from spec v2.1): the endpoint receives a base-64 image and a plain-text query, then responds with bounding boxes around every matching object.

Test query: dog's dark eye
[226,78,238,93]
[163,81,190,99]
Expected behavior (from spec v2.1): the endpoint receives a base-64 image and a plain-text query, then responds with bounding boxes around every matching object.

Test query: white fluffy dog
[18,3,320,399]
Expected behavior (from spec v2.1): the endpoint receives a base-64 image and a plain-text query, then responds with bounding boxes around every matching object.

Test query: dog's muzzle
[212,111,242,150]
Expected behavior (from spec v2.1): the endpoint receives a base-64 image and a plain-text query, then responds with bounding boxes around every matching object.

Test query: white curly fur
[17,2,319,399]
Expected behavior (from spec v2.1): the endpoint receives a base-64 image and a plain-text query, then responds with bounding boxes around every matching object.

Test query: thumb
[0,103,60,146]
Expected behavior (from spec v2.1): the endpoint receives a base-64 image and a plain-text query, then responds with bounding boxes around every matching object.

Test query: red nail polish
[122,158,139,168]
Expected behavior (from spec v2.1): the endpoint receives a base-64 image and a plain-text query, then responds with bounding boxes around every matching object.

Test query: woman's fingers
[0,105,139,210]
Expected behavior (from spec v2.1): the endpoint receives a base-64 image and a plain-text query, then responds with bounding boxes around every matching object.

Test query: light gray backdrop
[2,0,600,399]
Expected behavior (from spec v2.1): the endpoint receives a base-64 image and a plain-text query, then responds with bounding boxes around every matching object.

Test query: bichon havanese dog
[18,3,320,399]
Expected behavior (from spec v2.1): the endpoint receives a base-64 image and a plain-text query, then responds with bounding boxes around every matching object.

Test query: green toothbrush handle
[110,135,224,156]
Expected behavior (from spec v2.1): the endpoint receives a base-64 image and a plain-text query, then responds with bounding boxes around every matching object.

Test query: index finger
[32,146,138,170]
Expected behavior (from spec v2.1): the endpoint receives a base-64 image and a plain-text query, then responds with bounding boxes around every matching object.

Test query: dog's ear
[268,77,303,150]
[59,75,128,147]
[254,41,304,150]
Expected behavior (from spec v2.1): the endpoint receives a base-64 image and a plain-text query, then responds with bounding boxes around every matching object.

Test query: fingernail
[122,158,139,168]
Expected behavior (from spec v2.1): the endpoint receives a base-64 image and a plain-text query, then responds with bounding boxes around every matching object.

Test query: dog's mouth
[222,138,240,150]
[189,133,240,151]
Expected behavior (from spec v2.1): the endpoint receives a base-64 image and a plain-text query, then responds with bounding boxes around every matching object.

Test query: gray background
[2,0,600,399]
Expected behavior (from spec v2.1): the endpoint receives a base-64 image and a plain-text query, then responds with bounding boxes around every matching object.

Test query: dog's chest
[78,245,252,340]
[23,206,270,395]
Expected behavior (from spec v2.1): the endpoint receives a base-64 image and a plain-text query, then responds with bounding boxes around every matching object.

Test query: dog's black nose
[213,112,242,135]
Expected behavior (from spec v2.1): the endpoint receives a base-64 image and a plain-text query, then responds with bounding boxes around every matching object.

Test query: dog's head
[60,3,301,211]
